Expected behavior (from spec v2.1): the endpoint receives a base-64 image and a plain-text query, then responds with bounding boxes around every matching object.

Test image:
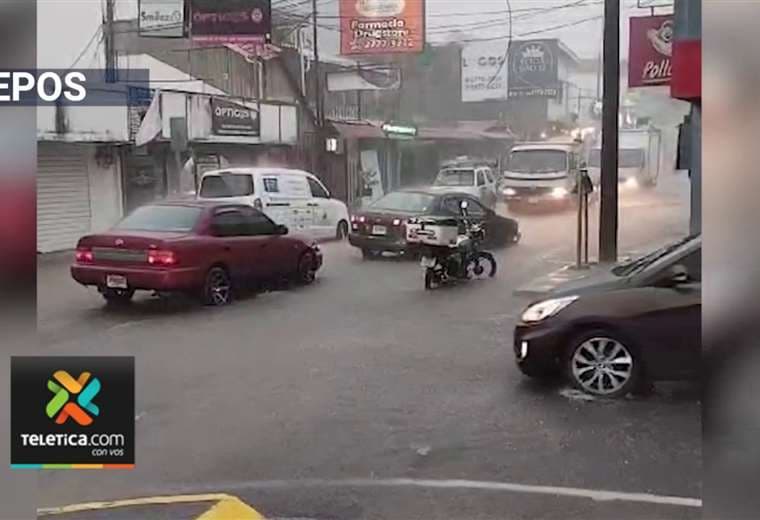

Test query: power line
[485,0,513,89]
[447,14,603,43]
[67,26,103,70]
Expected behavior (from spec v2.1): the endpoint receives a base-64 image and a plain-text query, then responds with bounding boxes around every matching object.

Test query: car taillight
[253,198,263,210]
[147,250,178,266]
[358,216,366,223]
[350,215,357,223]
[75,247,93,263]
[392,218,402,226]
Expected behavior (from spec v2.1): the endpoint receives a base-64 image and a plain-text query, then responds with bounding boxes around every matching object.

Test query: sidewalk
[513,234,683,298]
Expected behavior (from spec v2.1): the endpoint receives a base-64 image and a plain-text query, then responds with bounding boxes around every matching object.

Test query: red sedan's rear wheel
[202,266,232,306]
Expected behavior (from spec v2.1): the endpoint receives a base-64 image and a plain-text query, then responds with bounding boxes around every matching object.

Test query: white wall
[37,105,129,142]
[85,146,124,232]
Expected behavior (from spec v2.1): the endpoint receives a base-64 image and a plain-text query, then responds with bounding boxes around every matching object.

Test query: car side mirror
[275,224,288,235]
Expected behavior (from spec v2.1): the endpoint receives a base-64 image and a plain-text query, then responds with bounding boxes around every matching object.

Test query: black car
[514,235,701,397]
[348,189,520,258]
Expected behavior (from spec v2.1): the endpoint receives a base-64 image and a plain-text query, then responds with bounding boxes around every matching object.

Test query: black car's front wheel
[566,330,640,398]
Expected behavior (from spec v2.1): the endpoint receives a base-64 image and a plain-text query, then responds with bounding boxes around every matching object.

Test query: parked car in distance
[197,167,350,241]
[348,189,520,259]
[71,201,323,306]
[429,158,500,209]
[514,234,701,397]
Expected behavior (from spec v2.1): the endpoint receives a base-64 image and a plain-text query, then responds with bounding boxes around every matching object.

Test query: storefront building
[37,104,128,253]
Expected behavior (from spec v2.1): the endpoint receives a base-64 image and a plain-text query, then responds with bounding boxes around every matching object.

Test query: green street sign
[381,122,418,139]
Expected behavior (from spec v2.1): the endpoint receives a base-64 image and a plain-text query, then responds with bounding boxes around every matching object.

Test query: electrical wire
[485,0,512,89]
[448,14,603,44]
[67,26,103,70]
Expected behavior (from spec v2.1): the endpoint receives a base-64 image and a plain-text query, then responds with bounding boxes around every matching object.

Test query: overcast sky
[37,0,671,68]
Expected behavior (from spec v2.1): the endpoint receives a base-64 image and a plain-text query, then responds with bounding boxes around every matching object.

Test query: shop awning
[329,119,514,141]
[330,120,386,139]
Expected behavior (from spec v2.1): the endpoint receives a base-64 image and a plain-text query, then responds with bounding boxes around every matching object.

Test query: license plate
[372,225,387,235]
[528,197,539,204]
[420,257,436,268]
[106,274,128,289]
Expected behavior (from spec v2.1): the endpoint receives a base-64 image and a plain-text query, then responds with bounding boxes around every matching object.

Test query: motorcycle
[407,200,497,290]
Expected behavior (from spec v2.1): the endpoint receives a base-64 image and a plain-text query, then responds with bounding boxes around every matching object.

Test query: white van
[198,167,350,239]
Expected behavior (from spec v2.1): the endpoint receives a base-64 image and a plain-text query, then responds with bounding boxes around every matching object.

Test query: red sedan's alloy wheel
[203,267,232,306]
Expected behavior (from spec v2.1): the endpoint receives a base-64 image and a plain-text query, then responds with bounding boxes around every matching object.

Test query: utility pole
[104,0,116,83]
[599,0,619,262]
[311,0,323,126]
[310,0,323,174]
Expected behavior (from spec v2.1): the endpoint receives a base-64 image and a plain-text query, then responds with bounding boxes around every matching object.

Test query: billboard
[629,15,673,88]
[508,39,561,98]
[461,41,509,103]
[190,0,271,44]
[138,0,186,38]
[327,67,401,92]
[211,98,260,137]
[340,0,425,56]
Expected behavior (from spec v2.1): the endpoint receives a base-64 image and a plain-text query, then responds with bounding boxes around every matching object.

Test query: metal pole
[576,169,583,269]
[311,0,323,127]
[599,0,620,262]
[311,0,323,175]
[584,189,590,264]
[104,0,116,83]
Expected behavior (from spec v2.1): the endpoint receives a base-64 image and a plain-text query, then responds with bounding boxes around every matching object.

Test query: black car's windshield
[115,205,202,232]
[612,234,699,276]
[370,192,435,212]
[199,174,255,197]
[508,150,567,173]
[434,169,475,187]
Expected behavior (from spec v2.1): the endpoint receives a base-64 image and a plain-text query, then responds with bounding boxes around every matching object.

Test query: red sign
[340,0,425,56]
[671,39,701,100]
[190,0,270,44]
[628,15,673,88]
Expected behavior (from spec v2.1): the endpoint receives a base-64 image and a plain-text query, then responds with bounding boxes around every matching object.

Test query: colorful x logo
[46,370,100,426]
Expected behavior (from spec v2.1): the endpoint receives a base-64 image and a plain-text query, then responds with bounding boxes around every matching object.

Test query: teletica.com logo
[46,370,101,426]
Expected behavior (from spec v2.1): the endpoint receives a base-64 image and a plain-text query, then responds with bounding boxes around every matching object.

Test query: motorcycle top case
[406,216,460,246]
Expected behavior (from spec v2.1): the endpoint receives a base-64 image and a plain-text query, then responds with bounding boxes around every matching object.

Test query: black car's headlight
[521,296,578,323]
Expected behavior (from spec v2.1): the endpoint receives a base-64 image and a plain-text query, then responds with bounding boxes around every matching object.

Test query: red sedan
[71,201,323,306]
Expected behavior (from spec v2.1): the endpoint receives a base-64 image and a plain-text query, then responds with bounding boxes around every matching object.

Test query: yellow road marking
[196,495,265,520]
[37,493,264,518]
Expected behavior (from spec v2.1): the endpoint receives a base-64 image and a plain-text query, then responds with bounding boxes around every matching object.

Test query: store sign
[340,0,425,56]
[508,39,560,98]
[629,15,673,88]
[191,0,271,44]
[211,98,260,137]
[461,41,509,103]
[381,121,417,139]
[138,0,185,38]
